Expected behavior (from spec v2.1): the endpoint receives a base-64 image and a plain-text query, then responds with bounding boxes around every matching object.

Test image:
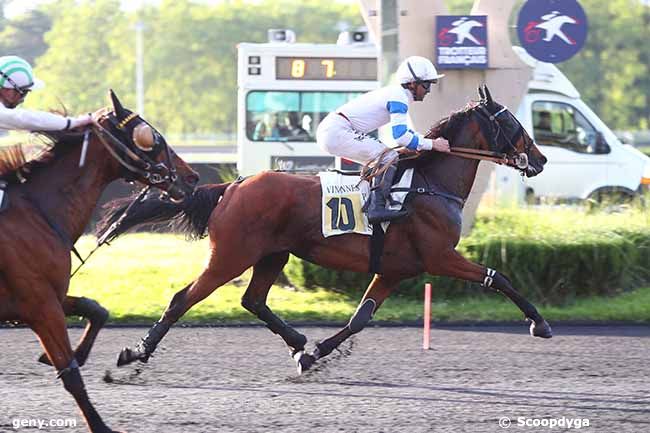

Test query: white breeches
[316,113,398,165]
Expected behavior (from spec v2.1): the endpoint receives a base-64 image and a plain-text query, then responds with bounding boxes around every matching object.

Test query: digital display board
[276,57,377,81]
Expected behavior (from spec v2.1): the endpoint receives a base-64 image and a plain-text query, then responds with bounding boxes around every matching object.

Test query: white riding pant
[317,113,398,165]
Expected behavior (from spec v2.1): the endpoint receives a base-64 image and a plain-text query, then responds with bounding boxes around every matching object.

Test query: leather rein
[69,113,178,278]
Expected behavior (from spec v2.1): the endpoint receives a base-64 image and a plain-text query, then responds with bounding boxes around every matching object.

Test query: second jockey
[316,56,450,224]
[0,55,93,132]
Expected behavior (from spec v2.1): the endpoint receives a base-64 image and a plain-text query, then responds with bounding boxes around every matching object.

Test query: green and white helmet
[0,55,44,92]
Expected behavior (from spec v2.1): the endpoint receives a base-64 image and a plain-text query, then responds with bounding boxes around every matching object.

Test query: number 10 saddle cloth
[318,169,414,238]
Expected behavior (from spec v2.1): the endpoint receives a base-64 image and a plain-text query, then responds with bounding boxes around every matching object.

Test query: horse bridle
[450,103,530,172]
[91,111,178,186]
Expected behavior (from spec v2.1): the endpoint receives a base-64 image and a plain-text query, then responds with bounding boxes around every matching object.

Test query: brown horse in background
[108,86,551,374]
[0,91,198,433]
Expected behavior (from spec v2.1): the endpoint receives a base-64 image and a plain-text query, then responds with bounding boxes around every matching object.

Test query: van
[492,47,650,203]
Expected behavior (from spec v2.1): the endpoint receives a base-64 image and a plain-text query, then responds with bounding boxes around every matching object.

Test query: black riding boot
[367,164,407,224]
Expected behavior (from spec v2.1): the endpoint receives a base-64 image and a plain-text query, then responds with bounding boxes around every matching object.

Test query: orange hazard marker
[423,283,432,350]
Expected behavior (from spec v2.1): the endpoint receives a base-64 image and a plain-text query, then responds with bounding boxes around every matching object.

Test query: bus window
[246,90,362,142]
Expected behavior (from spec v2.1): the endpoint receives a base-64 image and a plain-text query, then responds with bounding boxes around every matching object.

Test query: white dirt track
[1,325,649,432]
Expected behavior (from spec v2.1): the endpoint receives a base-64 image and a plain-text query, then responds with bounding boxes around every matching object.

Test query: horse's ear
[483,84,494,105]
[109,89,127,118]
[478,86,486,102]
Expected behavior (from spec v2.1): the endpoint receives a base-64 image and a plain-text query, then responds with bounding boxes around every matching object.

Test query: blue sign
[517,0,588,63]
[436,15,488,69]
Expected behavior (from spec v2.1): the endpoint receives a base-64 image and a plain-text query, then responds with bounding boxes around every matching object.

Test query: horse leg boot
[367,163,408,224]
[296,275,397,374]
[117,283,192,366]
[241,252,307,355]
[31,305,121,433]
[59,361,121,433]
[118,254,254,366]
[39,296,109,367]
[482,268,552,338]
[434,249,551,338]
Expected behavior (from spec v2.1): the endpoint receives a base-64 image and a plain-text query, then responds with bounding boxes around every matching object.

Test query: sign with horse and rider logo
[517,0,588,63]
[435,15,488,69]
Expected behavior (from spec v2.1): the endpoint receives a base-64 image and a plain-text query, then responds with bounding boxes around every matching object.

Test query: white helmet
[0,55,44,93]
[396,56,444,84]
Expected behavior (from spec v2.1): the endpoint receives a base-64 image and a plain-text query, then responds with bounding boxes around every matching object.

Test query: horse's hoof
[530,319,553,338]
[37,352,52,366]
[293,351,316,375]
[117,347,149,367]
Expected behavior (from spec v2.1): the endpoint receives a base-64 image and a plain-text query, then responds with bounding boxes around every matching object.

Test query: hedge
[283,208,650,305]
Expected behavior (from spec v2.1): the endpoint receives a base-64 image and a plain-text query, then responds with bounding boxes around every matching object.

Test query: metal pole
[423,282,432,350]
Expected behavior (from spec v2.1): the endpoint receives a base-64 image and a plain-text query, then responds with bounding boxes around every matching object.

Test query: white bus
[237,30,379,176]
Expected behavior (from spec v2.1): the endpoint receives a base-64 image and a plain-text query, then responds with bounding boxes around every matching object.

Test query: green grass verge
[68,234,650,324]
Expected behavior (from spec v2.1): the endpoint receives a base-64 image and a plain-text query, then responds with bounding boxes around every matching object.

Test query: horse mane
[0,145,27,178]
[400,102,479,169]
[425,101,478,141]
[0,130,85,184]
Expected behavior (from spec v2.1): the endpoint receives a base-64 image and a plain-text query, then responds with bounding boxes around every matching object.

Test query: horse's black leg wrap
[139,320,171,355]
[117,287,189,367]
[58,359,80,382]
[139,286,188,354]
[313,331,347,359]
[59,360,111,432]
[484,269,542,321]
[72,297,109,324]
[250,303,306,351]
[484,269,552,338]
[117,320,171,367]
[348,298,376,334]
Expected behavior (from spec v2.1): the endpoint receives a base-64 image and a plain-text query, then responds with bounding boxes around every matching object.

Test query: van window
[532,101,607,154]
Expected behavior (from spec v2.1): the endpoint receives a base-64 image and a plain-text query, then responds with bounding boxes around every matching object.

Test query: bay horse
[110,85,551,374]
[0,91,198,433]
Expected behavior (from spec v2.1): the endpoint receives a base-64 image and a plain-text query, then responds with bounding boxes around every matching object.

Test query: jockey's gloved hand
[91,107,111,123]
[431,137,450,152]
[69,114,93,129]
[419,137,450,153]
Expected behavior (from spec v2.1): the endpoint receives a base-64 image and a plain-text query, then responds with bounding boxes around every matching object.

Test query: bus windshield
[246,90,362,142]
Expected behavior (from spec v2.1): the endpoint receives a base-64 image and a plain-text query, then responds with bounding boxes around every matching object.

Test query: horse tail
[171,183,230,240]
[96,183,230,241]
